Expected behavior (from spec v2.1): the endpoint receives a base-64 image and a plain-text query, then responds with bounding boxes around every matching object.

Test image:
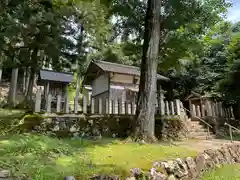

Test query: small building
[83,60,170,112]
[37,69,74,100]
[185,92,234,119]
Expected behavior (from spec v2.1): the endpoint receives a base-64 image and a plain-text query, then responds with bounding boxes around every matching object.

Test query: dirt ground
[174,139,240,152]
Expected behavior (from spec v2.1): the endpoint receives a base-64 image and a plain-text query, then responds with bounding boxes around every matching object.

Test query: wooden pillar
[175,99,181,116]
[46,94,52,113]
[192,104,196,117]
[56,95,61,113]
[170,101,174,115]
[63,85,69,113]
[189,99,193,117]
[166,101,170,115]
[35,90,41,112]
[83,95,87,114]
[159,91,165,115]
[206,100,212,116]
[196,105,201,117]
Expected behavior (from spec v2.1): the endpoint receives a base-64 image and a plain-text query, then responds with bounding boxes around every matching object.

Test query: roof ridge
[95,60,140,70]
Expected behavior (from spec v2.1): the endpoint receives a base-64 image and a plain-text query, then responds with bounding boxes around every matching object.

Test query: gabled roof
[185,91,212,101]
[92,60,170,81]
[39,69,73,83]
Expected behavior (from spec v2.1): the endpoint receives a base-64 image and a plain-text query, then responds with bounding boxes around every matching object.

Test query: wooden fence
[191,103,234,119]
[34,90,235,120]
[34,90,182,116]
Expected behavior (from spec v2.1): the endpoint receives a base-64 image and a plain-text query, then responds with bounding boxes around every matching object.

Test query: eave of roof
[93,60,170,81]
[39,69,74,83]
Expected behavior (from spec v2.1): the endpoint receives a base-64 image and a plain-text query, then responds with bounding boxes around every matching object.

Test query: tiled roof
[94,60,169,81]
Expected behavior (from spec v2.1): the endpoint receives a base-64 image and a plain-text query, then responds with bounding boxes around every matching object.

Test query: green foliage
[100,0,230,71]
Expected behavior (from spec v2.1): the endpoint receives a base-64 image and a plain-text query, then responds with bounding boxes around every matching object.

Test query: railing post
[160,93,165,115]
[192,104,196,117]
[47,94,52,113]
[166,101,170,115]
[170,101,174,115]
[91,98,95,114]
[74,96,78,114]
[229,126,233,143]
[99,98,102,114]
[64,94,69,113]
[131,102,135,115]
[83,96,87,114]
[35,90,41,113]
[105,99,109,114]
[207,126,210,140]
[175,99,181,116]
[56,94,61,113]
[196,105,201,117]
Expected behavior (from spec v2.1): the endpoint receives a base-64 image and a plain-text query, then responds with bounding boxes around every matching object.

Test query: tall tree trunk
[0,68,2,83]
[25,67,30,95]
[25,68,35,101]
[22,68,26,93]
[134,0,161,143]
[25,49,38,102]
[75,25,84,110]
[8,68,19,106]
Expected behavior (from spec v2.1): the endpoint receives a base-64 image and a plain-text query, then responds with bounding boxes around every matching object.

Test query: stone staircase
[188,120,216,140]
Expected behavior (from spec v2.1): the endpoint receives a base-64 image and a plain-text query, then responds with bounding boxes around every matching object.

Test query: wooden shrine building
[37,69,74,101]
[185,92,234,119]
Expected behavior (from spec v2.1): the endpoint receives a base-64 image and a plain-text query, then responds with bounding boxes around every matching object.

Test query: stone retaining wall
[27,114,188,140]
[101,143,240,180]
[62,143,240,180]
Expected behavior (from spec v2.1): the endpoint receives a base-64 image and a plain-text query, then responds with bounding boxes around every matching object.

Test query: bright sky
[227,0,240,22]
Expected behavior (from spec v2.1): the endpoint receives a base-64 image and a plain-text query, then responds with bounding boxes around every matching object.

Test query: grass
[0,134,197,179]
[0,108,196,179]
[203,164,240,180]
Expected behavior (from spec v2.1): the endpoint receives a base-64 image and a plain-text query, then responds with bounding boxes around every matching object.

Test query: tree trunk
[25,67,30,95]
[8,68,19,106]
[25,68,35,102]
[0,68,2,83]
[22,68,26,93]
[133,0,161,143]
[74,25,84,112]
[25,49,38,102]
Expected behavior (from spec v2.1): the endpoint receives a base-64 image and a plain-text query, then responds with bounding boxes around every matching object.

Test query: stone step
[190,132,214,137]
[188,120,215,140]
[192,135,216,140]
[188,128,208,133]
[190,121,200,124]
[189,127,207,132]
[190,125,206,130]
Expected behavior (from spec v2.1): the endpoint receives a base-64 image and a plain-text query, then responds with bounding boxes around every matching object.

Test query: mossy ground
[0,109,197,179]
[0,134,197,179]
[203,164,240,180]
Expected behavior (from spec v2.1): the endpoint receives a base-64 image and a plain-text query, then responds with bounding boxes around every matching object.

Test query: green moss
[203,164,240,180]
[0,134,197,180]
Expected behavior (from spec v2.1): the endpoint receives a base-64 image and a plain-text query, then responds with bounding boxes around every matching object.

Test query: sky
[227,0,240,22]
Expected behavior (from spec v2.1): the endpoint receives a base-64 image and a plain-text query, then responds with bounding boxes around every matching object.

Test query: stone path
[174,138,240,152]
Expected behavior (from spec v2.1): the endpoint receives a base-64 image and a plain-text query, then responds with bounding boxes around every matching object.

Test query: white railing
[34,90,182,116]
[224,122,240,142]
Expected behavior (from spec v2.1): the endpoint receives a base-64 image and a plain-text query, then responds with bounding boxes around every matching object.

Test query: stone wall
[160,116,188,141]
[28,114,187,140]
[17,113,189,141]
[35,115,135,139]
[90,143,240,180]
